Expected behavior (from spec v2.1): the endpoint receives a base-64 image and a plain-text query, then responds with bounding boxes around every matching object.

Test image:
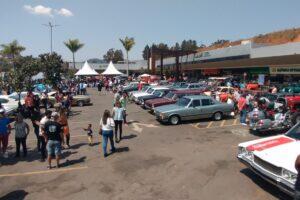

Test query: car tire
[77,101,84,107]
[213,112,223,121]
[169,115,180,125]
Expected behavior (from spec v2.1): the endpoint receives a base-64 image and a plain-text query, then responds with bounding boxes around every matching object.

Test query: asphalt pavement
[0,88,292,200]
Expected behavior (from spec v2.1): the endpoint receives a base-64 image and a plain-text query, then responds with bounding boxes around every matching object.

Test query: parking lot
[0,88,292,200]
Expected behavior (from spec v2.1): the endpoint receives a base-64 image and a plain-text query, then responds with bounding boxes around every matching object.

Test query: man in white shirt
[39,110,52,161]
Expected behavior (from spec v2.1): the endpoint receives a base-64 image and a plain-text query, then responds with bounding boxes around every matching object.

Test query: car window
[191,99,200,107]
[147,88,154,94]
[176,97,190,107]
[194,85,200,89]
[189,85,194,89]
[0,98,9,104]
[286,123,300,139]
[201,99,211,106]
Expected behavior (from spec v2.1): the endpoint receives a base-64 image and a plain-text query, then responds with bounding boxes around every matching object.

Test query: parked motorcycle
[248,108,292,134]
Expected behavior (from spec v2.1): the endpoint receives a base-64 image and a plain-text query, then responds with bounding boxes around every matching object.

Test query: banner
[270,66,300,74]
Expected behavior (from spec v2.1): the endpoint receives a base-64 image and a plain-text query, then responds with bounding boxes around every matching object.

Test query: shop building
[153,41,300,82]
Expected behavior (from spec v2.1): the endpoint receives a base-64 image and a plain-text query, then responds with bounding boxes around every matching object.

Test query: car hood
[254,139,300,173]
[133,92,149,97]
[146,97,172,105]
[139,94,157,100]
[154,104,183,113]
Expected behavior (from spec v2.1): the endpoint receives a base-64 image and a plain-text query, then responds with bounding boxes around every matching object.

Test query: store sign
[270,66,300,74]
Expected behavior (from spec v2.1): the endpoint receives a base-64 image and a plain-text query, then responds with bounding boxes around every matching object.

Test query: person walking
[120,92,128,124]
[58,108,70,148]
[99,110,115,157]
[0,110,11,158]
[41,92,49,111]
[238,94,248,125]
[112,101,125,143]
[43,112,63,169]
[39,110,52,161]
[14,114,30,157]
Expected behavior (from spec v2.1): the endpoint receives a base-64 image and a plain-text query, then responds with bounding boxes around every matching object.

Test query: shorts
[47,140,62,156]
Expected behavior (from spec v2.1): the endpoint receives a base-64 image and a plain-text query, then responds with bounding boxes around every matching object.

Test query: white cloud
[24,5,53,17]
[55,8,73,17]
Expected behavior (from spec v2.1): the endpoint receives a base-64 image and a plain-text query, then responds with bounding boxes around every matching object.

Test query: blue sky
[1,0,300,62]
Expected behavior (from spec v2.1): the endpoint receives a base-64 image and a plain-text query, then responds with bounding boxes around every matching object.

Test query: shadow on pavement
[70,142,88,150]
[122,134,137,140]
[0,190,28,200]
[126,120,139,125]
[115,146,130,153]
[240,168,292,200]
[61,156,86,167]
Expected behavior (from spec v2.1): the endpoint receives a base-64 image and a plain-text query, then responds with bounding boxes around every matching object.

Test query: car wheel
[169,115,180,125]
[77,101,84,107]
[213,112,223,121]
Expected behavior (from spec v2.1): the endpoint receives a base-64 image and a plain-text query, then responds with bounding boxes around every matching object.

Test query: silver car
[154,95,234,125]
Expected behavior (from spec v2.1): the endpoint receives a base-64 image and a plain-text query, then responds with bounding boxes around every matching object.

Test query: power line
[43,22,59,54]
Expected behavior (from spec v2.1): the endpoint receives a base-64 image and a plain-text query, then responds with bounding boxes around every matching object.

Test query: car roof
[172,89,204,94]
[183,95,210,100]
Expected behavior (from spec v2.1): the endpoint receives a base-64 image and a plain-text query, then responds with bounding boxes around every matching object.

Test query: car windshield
[176,97,190,107]
[181,84,188,88]
[286,123,300,140]
[153,91,162,97]
[142,86,149,92]
[147,88,154,94]
[165,92,174,99]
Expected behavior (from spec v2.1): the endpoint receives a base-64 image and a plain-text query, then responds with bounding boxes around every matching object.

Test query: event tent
[101,61,123,75]
[75,61,99,76]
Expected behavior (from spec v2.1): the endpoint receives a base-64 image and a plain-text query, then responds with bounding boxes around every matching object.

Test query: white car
[0,96,22,116]
[237,123,300,196]
[132,86,169,103]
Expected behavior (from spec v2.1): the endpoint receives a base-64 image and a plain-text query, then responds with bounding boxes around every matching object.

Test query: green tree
[39,52,65,88]
[103,48,124,63]
[64,39,84,69]
[119,36,135,76]
[211,39,230,46]
[6,56,40,101]
[170,42,181,51]
[0,40,25,59]
[142,45,150,60]
[181,40,198,51]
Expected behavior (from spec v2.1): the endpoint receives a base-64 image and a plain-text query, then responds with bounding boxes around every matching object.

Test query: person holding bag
[99,110,115,158]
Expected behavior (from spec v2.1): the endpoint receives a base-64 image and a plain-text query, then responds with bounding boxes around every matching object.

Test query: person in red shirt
[25,91,35,116]
[238,94,247,125]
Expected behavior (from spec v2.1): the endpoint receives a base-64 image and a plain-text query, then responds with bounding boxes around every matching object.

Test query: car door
[184,99,201,120]
[199,98,215,118]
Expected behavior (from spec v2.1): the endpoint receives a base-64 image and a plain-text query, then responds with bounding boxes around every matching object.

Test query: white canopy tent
[75,61,99,76]
[101,61,123,75]
[32,72,44,80]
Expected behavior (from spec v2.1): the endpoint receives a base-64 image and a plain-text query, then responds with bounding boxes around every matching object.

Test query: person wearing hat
[0,109,11,158]
[43,112,63,169]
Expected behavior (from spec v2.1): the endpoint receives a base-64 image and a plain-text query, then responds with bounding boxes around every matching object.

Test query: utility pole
[43,22,59,54]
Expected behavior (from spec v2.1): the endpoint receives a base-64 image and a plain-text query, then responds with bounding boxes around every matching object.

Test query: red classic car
[144,89,205,112]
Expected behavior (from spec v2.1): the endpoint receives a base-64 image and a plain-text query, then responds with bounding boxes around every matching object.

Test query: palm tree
[64,39,84,69]
[0,40,25,59]
[119,37,135,76]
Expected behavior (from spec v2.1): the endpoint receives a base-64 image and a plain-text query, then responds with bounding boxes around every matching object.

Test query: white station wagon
[237,122,300,196]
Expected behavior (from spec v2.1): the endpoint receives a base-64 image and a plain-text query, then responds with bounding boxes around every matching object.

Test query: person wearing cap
[39,110,52,161]
[43,112,63,169]
[0,109,11,158]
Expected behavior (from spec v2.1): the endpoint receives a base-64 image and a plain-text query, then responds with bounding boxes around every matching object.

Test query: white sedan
[0,96,21,116]
[237,123,300,196]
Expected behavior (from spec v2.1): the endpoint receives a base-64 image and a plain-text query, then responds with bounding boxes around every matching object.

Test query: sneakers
[3,152,8,158]
[241,123,247,126]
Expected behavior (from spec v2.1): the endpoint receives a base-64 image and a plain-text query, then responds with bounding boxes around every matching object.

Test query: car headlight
[282,169,297,183]
[160,113,166,119]
[238,147,254,161]
[238,146,247,155]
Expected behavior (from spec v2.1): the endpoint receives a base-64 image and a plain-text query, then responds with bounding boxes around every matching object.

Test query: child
[83,124,93,146]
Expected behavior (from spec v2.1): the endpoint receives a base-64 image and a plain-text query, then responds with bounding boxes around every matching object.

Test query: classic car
[137,89,173,107]
[237,123,300,196]
[0,96,22,116]
[281,85,300,94]
[176,83,205,90]
[129,85,151,99]
[132,86,169,103]
[47,91,91,107]
[154,95,234,125]
[144,89,205,111]
[123,82,139,93]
